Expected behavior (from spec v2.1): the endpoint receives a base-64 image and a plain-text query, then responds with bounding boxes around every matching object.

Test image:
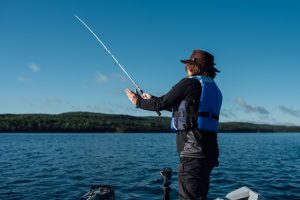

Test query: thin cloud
[279,106,300,118]
[235,96,269,115]
[112,73,127,82]
[71,104,110,113]
[46,96,63,106]
[28,63,39,73]
[17,76,31,82]
[220,109,236,119]
[257,115,280,124]
[96,73,108,82]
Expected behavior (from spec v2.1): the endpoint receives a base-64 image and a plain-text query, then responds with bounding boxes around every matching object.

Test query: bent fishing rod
[74,15,161,116]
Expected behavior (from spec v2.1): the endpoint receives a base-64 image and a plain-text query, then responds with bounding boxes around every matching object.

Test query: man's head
[181,50,220,79]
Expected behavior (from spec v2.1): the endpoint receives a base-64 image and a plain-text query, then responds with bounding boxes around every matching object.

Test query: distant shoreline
[1,112,300,133]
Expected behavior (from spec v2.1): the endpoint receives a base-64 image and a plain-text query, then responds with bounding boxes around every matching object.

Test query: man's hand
[125,88,138,105]
[141,93,152,100]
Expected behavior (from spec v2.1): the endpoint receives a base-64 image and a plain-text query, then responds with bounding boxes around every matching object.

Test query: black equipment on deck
[79,185,115,200]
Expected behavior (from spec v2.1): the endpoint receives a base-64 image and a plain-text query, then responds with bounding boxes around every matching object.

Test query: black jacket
[136,77,219,164]
[136,77,201,112]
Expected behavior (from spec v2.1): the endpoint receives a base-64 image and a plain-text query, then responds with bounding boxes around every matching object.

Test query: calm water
[0,133,299,200]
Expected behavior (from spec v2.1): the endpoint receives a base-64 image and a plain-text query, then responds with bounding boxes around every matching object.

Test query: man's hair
[186,63,219,79]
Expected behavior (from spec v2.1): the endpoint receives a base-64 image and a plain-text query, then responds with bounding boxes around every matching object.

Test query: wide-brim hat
[181,49,220,72]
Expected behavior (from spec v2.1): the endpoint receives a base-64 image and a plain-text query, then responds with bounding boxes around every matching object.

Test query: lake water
[0,133,299,200]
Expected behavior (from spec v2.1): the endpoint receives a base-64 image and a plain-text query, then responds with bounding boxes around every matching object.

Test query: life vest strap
[173,111,219,121]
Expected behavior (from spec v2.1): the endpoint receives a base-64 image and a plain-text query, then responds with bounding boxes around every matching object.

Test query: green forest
[0,112,299,133]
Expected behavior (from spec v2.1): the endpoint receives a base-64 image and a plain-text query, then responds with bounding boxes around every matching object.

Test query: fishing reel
[136,88,161,116]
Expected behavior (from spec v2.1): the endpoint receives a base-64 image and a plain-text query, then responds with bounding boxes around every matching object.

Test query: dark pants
[178,157,214,200]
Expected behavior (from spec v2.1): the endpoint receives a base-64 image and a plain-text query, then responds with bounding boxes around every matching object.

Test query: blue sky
[1,0,300,125]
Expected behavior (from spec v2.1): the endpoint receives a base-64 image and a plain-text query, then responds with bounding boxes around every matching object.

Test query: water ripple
[0,133,299,200]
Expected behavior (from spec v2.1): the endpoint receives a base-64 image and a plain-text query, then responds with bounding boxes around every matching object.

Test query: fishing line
[74,15,161,116]
[74,15,142,93]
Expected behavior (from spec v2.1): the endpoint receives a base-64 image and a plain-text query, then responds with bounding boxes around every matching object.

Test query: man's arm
[136,78,190,112]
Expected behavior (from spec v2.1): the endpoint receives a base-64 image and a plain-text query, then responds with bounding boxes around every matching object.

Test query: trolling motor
[160,167,172,200]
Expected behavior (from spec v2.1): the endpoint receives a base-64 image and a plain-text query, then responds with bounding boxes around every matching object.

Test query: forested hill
[0,112,299,133]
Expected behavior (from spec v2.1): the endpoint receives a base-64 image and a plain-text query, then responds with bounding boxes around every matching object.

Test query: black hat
[181,49,215,64]
[181,49,219,72]
[181,50,220,72]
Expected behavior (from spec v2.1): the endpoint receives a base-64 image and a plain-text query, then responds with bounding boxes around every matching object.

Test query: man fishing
[125,50,222,200]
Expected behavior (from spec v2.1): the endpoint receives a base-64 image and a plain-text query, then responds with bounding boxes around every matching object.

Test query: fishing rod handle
[136,89,161,116]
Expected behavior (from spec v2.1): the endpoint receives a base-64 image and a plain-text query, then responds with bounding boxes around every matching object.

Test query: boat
[78,168,260,200]
[216,186,261,200]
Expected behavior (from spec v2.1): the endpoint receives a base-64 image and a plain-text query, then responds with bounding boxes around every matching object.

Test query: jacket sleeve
[136,78,189,112]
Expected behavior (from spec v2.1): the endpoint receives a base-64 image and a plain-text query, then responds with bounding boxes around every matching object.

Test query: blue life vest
[171,76,222,132]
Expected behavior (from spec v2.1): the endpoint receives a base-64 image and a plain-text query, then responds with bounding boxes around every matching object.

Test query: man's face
[185,64,193,77]
[185,63,189,71]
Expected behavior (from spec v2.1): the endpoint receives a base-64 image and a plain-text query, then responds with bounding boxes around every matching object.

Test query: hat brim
[212,66,220,72]
[180,59,190,64]
[180,59,220,72]
[180,59,216,65]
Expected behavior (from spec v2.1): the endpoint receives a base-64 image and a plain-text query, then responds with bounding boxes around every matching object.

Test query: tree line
[0,112,299,133]
[0,112,170,133]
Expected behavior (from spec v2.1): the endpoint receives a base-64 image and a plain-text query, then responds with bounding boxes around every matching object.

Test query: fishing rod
[74,15,161,116]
